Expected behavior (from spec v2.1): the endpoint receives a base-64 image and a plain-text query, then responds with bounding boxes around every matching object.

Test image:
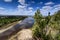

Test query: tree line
[0,16,27,27]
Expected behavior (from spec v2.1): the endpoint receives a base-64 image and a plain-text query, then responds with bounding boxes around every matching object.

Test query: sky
[0,0,60,16]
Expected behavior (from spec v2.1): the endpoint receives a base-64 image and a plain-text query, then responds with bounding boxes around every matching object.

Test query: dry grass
[9,29,34,40]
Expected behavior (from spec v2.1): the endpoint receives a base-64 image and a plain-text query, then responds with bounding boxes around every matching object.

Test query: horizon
[0,0,60,16]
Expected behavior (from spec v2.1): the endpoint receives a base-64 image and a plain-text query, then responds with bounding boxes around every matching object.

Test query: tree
[46,12,51,24]
[34,9,42,26]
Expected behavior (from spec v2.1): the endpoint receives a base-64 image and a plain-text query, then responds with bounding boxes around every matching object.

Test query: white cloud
[18,0,25,5]
[40,6,52,16]
[50,4,60,15]
[45,2,54,5]
[28,7,34,14]
[4,0,12,2]
[53,4,60,9]
[17,5,26,9]
[0,7,5,10]
[17,0,34,16]
[40,4,60,16]
[16,4,34,15]
[28,7,33,10]
[0,5,34,16]
[42,6,52,10]
[0,7,5,12]
[0,4,60,16]
[16,0,35,16]
[0,7,8,14]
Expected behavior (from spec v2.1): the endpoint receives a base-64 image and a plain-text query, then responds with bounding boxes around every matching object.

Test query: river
[0,17,34,40]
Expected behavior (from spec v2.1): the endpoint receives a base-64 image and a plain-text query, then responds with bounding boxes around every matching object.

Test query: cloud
[0,7,5,10]
[16,3,60,16]
[0,0,34,16]
[18,0,25,5]
[4,0,12,2]
[40,4,60,16]
[0,7,8,14]
[17,0,35,16]
[40,6,52,16]
[16,4,35,15]
[0,7,5,12]
[17,5,26,9]
[53,4,60,9]
[28,7,34,14]
[50,4,60,15]
[42,6,52,10]
[28,7,33,10]
[16,0,35,16]
[45,2,54,5]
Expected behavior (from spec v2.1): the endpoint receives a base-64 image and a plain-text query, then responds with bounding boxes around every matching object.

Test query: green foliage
[32,9,49,39]
[52,10,60,21]
[32,10,60,40]
[34,9,42,26]
[0,16,27,27]
[55,33,60,40]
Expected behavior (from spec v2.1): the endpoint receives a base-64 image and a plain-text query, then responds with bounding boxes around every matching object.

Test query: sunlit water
[13,17,34,29]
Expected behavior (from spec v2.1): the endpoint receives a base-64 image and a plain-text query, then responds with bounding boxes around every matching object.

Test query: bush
[32,10,60,40]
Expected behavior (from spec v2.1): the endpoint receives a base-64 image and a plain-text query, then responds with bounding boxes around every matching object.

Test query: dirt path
[9,29,34,40]
[17,29,33,40]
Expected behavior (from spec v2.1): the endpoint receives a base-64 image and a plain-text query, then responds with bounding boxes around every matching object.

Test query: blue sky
[0,0,60,16]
